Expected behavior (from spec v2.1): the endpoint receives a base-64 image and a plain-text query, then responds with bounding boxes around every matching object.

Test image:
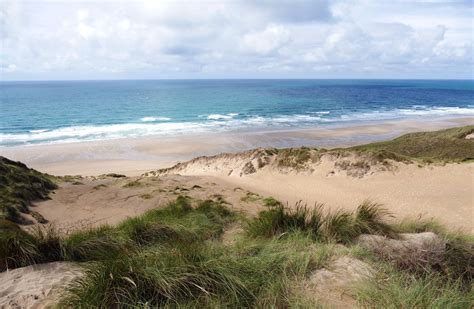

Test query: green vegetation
[356,264,473,308]
[92,184,107,190]
[0,196,231,271]
[104,173,126,178]
[247,200,395,243]
[0,156,57,223]
[139,193,153,199]
[1,123,473,307]
[262,196,283,207]
[0,194,472,307]
[263,126,474,169]
[123,179,143,188]
[349,125,474,162]
[240,191,262,202]
[276,147,322,169]
[395,218,474,285]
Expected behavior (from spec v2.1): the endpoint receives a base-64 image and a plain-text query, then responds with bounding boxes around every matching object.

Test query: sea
[0,79,473,147]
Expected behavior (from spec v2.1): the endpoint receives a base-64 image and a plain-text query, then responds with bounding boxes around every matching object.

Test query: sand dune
[151,149,474,233]
[34,174,266,231]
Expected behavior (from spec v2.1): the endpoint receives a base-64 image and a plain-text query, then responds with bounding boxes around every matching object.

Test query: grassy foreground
[1,195,472,307]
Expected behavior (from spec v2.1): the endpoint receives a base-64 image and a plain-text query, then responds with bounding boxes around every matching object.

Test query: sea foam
[140,116,171,122]
[1,105,473,146]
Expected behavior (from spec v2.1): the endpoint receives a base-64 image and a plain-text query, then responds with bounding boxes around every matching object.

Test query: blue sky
[1,0,472,80]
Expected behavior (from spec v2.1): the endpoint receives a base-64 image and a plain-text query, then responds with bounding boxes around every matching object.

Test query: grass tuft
[262,196,283,207]
[247,202,324,239]
[354,200,395,236]
[248,201,394,244]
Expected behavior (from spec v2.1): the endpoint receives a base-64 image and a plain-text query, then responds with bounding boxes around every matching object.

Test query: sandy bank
[153,147,473,233]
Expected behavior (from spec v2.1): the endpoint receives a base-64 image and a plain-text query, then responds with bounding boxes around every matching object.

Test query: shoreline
[1,116,473,176]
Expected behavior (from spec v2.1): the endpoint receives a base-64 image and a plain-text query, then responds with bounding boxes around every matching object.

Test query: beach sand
[2,116,473,176]
[2,116,473,233]
[0,262,83,308]
[2,118,472,308]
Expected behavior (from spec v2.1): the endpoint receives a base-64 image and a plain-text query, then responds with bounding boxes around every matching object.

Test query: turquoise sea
[0,79,473,146]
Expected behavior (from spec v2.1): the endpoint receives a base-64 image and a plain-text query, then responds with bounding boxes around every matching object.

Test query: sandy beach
[2,116,473,176]
[2,1,473,307]
[8,117,468,234]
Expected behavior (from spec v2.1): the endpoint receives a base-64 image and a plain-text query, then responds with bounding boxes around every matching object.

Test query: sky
[0,0,473,80]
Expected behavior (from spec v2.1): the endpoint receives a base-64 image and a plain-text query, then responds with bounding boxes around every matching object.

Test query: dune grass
[62,229,334,308]
[353,216,473,308]
[247,200,395,243]
[1,195,472,307]
[267,125,474,169]
[356,263,473,308]
[349,125,474,163]
[59,199,331,308]
[0,195,234,271]
[275,147,323,169]
[62,199,472,308]
[0,156,57,223]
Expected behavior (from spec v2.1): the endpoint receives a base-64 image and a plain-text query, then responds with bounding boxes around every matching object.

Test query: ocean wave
[140,116,171,122]
[332,106,474,122]
[206,113,239,120]
[0,122,216,146]
[309,111,330,115]
[1,106,472,146]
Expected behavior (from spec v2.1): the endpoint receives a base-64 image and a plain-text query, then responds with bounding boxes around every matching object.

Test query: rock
[302,256,374,308]
[357,232,445,254]
[356,232,445,270]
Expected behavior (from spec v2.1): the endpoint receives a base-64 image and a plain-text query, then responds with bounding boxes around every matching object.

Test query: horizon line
[1,77,473,83]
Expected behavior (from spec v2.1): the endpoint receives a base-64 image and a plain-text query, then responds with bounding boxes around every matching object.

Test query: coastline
[1,116,473,176]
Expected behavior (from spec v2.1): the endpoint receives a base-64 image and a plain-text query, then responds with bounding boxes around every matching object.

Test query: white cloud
[0,0,472,80]
[241,25,291,55]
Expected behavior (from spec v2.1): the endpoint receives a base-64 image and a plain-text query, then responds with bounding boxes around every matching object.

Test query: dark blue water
[0,79,473,146]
